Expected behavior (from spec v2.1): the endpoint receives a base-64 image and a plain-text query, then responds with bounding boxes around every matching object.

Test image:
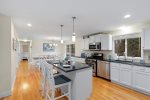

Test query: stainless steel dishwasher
[97,60,110,80]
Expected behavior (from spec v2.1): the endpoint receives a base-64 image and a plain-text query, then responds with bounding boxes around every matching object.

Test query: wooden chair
[45,62,71,100]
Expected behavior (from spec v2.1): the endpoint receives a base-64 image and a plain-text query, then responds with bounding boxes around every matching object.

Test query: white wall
[11,20,19,91]
[0,14,19,98]
[31,39,66,58]
[0,14,11,97]
[75,37,84,57]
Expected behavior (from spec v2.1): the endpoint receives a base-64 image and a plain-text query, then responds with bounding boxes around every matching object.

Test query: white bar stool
[40,60,47,96]
[45,63,71,100]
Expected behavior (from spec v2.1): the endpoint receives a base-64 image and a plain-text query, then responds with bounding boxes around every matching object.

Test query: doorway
[19,40,32,61]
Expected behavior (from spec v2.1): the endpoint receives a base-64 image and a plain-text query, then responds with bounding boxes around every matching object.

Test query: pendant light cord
[72,17,76,34]
[60,25,63,40]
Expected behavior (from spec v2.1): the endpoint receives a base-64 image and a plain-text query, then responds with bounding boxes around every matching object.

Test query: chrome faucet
[123,52,127,61]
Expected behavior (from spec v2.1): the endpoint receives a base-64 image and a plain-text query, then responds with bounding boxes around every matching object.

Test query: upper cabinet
[84,38,89,50]
[95,34,101,42]
[101,35,112,50]
[84,34,112,51]
[89,35,101,43]
[143,29,150,50]
[89,35,95,43]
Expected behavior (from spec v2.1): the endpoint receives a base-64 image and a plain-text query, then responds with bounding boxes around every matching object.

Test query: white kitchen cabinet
[84,38,89,50]
[133,66,150,93]
[101,35,112,50]
[120,64,132,86]
[110,63,120,82]
[111,62,150,94]
[143,28,150,50]
[90,34,101,43]
[95,34,101,42]
[89,35,95,43]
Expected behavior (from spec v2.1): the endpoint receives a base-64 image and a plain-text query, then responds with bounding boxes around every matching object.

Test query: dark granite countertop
[71,56,85,58]
[98,59,150,67]
[47,61,92,72]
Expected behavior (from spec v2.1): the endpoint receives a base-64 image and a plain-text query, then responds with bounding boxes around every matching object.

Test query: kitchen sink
[115,60,133,63]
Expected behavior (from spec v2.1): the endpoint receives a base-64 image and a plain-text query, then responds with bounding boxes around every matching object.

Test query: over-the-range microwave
[89,42,101,50]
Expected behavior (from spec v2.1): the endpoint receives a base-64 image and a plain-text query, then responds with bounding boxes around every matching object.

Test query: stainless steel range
[85,58,97,76]
[85,53,104,77]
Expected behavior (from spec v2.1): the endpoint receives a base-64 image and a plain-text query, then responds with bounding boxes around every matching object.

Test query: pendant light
[72,17,76,42]
[60,25,64,44]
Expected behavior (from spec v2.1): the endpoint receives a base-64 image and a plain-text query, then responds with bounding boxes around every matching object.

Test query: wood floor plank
[1,61,150,100]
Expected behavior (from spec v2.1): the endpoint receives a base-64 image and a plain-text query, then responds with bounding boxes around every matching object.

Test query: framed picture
[43,43,55,52]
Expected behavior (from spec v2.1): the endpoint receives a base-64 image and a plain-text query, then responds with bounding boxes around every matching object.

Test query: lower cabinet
[120,64,132,86]
[110,63,120,82]
[110,62,150,94]
[133,66,150,93]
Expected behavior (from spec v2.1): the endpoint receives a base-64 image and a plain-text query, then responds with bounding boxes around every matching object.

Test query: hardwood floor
[1,61,150,100]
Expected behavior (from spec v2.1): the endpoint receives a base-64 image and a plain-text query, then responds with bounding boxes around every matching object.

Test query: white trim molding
[0,90,11,99]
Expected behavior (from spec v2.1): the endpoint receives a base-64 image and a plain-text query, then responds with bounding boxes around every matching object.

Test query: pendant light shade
[72,35,76,42]
[72,17,76,42]
[61,39,63,44]
[60,25,64,44]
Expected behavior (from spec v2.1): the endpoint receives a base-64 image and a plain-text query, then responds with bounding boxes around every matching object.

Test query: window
[127,38,141,57]
[115,39,125,56]
[66,44,75,56]
[114,36,141,58]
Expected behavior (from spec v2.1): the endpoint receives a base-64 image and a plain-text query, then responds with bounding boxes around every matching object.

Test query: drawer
[133,66,150,73]
[120,64,132,70]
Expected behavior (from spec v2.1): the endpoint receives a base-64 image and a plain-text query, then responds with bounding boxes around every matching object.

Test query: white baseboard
[0,90,11,99]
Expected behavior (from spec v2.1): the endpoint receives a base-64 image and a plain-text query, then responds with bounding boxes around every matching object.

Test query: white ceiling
[0,0,150,40]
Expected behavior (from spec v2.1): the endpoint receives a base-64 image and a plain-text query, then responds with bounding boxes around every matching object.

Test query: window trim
[113,33,143,59]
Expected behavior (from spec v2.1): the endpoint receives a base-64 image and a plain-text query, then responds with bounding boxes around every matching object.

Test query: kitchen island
[47,61,93,100]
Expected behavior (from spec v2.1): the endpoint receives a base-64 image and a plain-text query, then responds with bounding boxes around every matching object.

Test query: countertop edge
[97,59,150,67]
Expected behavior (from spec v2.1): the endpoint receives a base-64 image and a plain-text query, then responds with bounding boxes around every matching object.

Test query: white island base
[56,67,93,100]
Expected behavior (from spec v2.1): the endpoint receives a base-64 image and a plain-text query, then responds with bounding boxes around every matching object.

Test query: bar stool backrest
[45,62,55,100]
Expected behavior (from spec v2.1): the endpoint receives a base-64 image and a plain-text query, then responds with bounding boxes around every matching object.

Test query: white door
[84,38,89,50]
[89,36,95,43]
[101,35,112,50]
[95,34,101,42]
[120,68,132,86]
[144,29,150,50]
[133,68,150,93]
[120,64,132,86]
[110,63,120,82]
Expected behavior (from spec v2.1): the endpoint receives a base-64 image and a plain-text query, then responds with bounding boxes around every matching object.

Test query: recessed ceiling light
[27,23,32,27]
[124,14,131,19]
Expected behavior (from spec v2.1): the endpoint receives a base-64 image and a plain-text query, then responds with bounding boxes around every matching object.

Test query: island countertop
[47,61,92,72]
